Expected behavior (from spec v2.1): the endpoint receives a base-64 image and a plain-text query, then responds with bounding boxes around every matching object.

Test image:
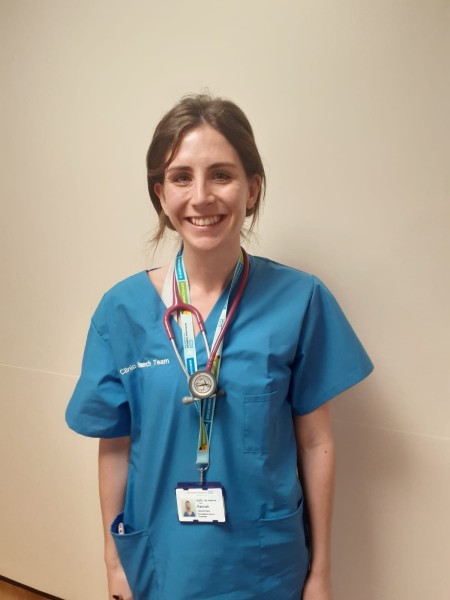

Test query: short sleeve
[66,319,131,438]
[289,277,374,415]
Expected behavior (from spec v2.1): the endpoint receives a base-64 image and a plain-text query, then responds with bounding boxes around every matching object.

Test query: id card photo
[176,484,226,523]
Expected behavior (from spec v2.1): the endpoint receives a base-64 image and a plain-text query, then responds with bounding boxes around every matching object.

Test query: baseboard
[0,575,64,599]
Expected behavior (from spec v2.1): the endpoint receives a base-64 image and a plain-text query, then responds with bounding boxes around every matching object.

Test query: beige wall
[1,1,449,598]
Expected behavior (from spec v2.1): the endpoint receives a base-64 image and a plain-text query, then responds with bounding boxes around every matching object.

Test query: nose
[191,176,214,207]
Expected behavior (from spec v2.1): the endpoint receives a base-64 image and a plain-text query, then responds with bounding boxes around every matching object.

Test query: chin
[184,236,240,255]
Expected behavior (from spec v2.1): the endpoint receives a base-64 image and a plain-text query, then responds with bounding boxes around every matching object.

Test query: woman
[66,94,373,600]
[183,501,195,518]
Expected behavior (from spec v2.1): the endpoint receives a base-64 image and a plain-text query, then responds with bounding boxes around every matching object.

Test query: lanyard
[174,249,245,482]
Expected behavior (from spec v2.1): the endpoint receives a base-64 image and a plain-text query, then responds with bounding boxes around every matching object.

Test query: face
[185,501,191,511]
[154,125,260,256]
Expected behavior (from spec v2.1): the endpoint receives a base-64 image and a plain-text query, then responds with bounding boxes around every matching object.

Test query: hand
[301,570,332,600]
[106,562,133,600]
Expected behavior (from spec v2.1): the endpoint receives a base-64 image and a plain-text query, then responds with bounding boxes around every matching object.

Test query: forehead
[169,125,241,167]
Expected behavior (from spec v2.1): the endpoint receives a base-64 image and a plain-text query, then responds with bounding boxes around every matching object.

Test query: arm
[99,436,133,600]
[294,403,335,600]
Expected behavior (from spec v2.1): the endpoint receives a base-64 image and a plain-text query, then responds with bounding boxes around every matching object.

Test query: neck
[181,244,242,294]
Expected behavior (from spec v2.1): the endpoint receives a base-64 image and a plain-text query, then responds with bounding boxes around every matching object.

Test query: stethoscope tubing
[163,250,249,376]
[206,250,249,370]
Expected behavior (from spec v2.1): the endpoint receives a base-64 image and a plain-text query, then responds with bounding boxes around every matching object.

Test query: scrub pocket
[111,513,160,599]
[258,501,309,599]
[244,390,279,453]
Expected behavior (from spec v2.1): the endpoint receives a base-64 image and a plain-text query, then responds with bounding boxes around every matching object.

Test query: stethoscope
[163,250,249,403]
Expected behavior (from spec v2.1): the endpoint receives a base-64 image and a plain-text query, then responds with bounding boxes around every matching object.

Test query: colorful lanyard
[174,249,245,482]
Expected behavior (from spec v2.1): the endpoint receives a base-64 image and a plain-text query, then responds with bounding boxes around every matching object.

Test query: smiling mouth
[188,215,224,227]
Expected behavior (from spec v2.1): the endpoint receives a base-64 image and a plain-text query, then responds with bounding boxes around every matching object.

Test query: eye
[171,173,191,184]
[213,171,230,182]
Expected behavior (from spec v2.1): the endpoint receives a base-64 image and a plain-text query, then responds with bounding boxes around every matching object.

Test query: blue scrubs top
[66,255,373,600]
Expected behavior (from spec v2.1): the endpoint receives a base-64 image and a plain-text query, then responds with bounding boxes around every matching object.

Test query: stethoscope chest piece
[189,369,217,399]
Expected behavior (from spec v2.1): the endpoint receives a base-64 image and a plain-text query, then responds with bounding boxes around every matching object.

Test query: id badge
[176,482,226,523]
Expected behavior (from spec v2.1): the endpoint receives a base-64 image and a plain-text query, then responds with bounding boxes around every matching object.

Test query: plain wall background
[1,1,449,598]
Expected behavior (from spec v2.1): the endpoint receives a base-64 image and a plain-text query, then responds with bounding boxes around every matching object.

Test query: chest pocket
[244,390,280,453]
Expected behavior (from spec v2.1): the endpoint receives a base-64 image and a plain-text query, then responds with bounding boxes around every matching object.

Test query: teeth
[190,216,221,227]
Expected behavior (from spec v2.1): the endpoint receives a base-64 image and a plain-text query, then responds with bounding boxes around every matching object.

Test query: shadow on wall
[330,378,410,600]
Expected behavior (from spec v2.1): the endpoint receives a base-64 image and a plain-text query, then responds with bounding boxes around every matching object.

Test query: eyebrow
[208,162,238,170]
[166,161,238,174]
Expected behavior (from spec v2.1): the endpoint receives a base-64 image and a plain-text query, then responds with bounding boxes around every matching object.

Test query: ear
[154,182,167,213]
[246,174,261,210]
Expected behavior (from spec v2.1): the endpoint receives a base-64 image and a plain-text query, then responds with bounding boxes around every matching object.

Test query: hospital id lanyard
[174,249,245,482]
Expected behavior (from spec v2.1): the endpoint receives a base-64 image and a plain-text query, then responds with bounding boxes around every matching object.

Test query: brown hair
[146,93,266,245]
